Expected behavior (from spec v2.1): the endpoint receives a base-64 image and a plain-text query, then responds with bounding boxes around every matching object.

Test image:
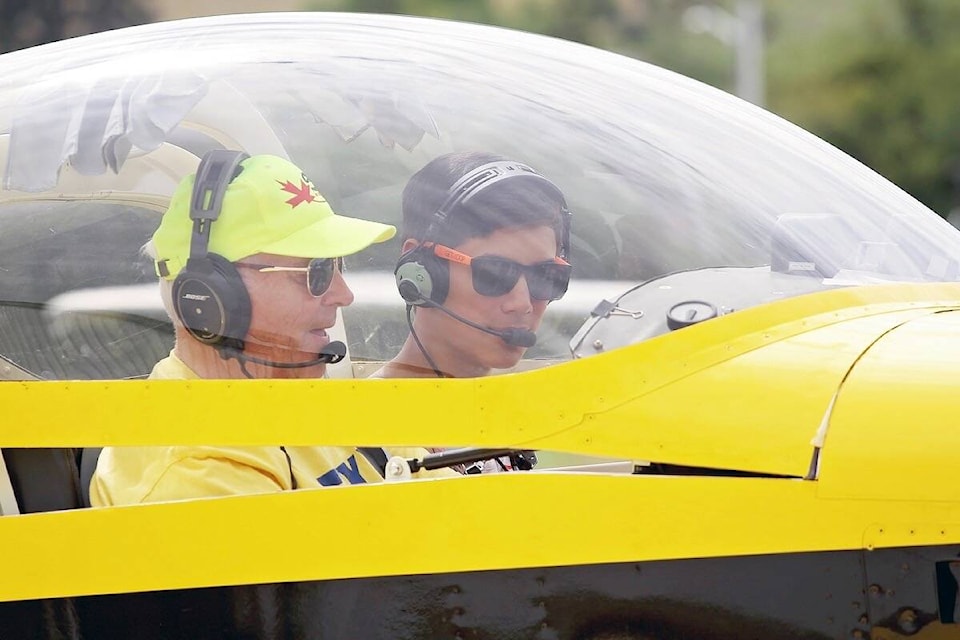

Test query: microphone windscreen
[500,328,537,348]
[319,340,347,364]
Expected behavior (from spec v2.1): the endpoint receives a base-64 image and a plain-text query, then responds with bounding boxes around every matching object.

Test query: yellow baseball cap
[153,154,395,279]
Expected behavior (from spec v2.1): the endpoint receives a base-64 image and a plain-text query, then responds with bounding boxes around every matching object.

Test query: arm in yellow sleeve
[90,446,294,506]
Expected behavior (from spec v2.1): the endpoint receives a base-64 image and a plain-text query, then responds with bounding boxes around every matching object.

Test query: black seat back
[0,448,83,513]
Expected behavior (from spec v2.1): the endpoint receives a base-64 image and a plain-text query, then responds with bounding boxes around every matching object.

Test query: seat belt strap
[358,447,389,477]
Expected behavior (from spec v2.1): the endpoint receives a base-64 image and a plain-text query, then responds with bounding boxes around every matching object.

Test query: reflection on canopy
[0,12,959,380]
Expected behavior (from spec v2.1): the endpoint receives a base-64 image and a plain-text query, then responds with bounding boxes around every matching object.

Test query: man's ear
[401,238,421,254]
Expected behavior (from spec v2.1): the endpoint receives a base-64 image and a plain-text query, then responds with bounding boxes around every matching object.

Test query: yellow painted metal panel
[574,311,935,476]
[1,283,958,475]
[818,310,960,501]
[1,473,959,602]
[476,287,960,470]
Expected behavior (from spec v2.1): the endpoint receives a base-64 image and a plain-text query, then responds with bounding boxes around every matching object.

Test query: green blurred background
[4,0,960,223]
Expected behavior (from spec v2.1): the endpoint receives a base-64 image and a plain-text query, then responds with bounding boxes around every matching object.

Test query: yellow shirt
[89,352,452,507]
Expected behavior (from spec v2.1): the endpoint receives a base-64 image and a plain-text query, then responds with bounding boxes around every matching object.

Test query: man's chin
[487,346,527,370]
[269,350,328,377]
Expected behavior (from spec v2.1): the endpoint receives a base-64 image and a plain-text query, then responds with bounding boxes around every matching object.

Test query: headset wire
[406,304,446,378]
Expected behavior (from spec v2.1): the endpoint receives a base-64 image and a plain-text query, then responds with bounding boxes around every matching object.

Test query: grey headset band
[187,150,250,262]
[423,160,569,250]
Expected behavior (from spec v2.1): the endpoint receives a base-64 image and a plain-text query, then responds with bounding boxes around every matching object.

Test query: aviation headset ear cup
[394,247,449,306]
[172,253,252,345]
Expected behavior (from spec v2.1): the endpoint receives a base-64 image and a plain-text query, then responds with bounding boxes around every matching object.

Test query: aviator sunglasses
[235,257,344,297]
[431,244,571,301]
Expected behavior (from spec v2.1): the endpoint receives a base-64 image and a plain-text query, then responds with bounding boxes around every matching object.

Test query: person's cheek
[531,301,549,328]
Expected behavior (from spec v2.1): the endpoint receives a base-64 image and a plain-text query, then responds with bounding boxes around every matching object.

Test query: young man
[90,151,453,507]
[379,151,572,380]
[377,151,571,473]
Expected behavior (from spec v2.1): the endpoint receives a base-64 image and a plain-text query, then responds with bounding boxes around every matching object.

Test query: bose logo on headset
[394,160,571,307]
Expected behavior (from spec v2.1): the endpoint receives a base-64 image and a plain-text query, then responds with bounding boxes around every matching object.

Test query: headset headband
[423,160,571,259]
[187,150,250,262]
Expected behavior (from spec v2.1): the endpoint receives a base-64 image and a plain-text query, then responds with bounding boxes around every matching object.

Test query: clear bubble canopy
[1,12,958,380]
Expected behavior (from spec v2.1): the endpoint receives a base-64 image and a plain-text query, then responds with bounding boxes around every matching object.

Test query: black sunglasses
[235,257,344,297]
[432,244,571,301]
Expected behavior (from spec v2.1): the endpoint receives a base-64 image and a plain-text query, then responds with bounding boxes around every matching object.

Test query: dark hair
[401,151,566,250]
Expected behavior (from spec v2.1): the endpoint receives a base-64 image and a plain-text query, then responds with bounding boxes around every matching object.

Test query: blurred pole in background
[682,0,765,107]
[734,0,764,107]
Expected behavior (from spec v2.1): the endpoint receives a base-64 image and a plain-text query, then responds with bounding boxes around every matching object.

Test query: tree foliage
[768,0,960,216]
[0,0,151,54]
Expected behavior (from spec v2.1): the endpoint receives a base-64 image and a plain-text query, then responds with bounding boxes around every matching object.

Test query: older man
[90,151,453,506]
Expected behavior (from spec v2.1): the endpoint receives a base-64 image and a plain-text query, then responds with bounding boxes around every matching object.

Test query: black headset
[170,150,252,348]
[394,160,571,306]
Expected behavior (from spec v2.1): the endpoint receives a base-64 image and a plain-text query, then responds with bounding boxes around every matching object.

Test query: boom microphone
[496,327,538,348]
[425,300,537,348]
[318,340,348,364]
[224,340,347,370]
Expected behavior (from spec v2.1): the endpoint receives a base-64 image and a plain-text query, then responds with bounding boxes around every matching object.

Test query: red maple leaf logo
[278,179,316,208]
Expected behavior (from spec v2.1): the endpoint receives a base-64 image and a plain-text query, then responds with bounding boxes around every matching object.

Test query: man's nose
[500,274,534,315]
[321,269,355,307]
